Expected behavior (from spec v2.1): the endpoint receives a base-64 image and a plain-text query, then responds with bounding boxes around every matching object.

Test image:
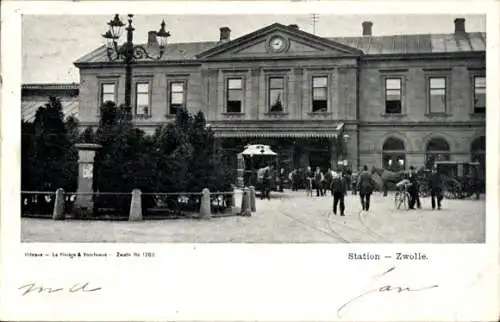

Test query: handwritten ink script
[337,266,439,318]
[18,282,102,296]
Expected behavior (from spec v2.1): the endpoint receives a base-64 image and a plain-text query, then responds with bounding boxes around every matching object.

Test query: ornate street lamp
[102,14,170,117]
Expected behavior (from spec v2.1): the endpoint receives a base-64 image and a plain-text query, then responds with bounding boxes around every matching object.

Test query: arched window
[382,137,406,171]
[425,137,450,168]
[471,136,485,174]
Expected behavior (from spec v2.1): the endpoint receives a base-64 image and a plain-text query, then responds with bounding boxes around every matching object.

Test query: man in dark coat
[314,167,325,197]
[428,166,443,210]
[261,165,273,200]
[407,166,421,209]
[357,165,376,212]
[331,171,348,216]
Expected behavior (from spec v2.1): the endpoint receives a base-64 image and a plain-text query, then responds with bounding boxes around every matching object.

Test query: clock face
[270,36,286,52]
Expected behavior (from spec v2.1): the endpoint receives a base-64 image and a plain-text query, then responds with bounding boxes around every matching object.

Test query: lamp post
[102,14,170,118]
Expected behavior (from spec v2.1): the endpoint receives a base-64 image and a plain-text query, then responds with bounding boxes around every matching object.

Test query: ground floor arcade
[213,123,485,183]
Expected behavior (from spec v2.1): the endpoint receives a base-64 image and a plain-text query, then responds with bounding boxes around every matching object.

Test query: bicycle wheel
[394,192,403,209]
[402,192,411,210]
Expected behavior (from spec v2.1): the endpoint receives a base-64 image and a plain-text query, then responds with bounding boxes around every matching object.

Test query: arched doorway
[471,136,485,175]
[382,137,406,171]
[425,137,450,168]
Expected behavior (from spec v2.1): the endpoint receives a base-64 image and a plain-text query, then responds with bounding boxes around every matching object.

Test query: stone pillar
[129,189,143,221]
[200,188,212,219]
[240,187,251,216]
[52,188,65,220]
[249,186,256,212]
[73,143,101,216]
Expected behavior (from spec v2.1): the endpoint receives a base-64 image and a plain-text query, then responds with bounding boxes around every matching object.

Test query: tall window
[474,76,486,114]
[169,82,185,116]
[135,82,150,116]
[382,137,406,171]
[429,77,447,113]
[385,78,402,114]
[312,76,328,112]
[226,78,243,113]
[269,77,284,112]
[425,138,450,168]
[101,83,116,105]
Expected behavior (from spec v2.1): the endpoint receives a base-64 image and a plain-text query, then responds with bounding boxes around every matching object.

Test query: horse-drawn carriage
[237,144,280,192]
[372,161,482,199]
[432,161,482,199]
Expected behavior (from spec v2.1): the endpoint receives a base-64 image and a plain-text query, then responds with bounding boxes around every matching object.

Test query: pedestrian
[470,166,480,200]
[331,170,348,216]
[324,168,333,196]
[279,168,286,192]
[261,165,272,200]
[428,166,443,210]
[305,166,313,194]
[407,166,421,209]
[357,165,376,212]
[314,167,325,197]
[289,169,297,191]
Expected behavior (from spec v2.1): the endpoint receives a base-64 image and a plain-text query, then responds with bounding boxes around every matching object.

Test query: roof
[74,41,218,64]
[21,97,79,123]
[74,22,486,66]
[329,32,486,55]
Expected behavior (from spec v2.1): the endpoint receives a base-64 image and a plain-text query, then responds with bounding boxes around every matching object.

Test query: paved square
[21,190,485,243]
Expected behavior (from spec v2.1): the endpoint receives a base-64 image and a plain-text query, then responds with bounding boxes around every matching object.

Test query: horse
[371,165,428,196]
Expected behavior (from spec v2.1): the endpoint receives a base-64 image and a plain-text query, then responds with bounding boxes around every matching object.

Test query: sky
[22,14,486,84]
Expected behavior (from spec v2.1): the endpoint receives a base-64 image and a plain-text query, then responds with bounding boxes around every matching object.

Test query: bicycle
[394,180,411,210]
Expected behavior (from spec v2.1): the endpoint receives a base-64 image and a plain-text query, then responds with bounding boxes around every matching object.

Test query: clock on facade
[269,36,286,52]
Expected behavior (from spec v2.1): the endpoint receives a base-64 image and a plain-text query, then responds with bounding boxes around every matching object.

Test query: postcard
[1,0,498,321]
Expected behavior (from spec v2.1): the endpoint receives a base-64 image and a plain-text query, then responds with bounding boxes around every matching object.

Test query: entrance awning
[213,123,344,138]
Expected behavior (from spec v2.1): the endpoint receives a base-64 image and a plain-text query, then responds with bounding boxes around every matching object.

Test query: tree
[21,96,77,191]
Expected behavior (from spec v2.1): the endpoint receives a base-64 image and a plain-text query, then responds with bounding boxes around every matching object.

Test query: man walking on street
[331,171,348,216]
[407,166,421,209]
[428,166,443,210]
[357,165,376,212]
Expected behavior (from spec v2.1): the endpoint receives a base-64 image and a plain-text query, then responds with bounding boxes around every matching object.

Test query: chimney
[362,21,373,36]
[454,18,466,34]
[288,24,299,30]
[219,27,231,42]
[147,31,158,47]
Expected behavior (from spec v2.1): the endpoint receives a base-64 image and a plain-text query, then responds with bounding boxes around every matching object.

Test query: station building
[27,17,486,173]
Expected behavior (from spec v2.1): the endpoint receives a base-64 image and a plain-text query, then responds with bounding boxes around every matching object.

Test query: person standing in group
[305,166,313,194]
[407,165,421,209]
[314,167,325,197]
[331,171,348,216]
[277,168,286,192]
[428,166,444,210]
[261,164,273,200]
[289,169,297,191]
[357,165,376,212]
[324,168,333,196]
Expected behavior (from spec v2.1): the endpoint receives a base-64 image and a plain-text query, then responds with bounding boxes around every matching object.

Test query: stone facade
[72,19,486,172]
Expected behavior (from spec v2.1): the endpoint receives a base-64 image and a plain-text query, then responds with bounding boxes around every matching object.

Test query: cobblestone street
[21,190,485,243]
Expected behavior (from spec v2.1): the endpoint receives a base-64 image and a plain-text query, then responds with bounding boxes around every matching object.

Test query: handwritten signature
[18,282,102,296]
[337,266,439,318]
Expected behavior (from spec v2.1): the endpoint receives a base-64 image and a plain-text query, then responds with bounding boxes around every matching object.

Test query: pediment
[196,23,363,60]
